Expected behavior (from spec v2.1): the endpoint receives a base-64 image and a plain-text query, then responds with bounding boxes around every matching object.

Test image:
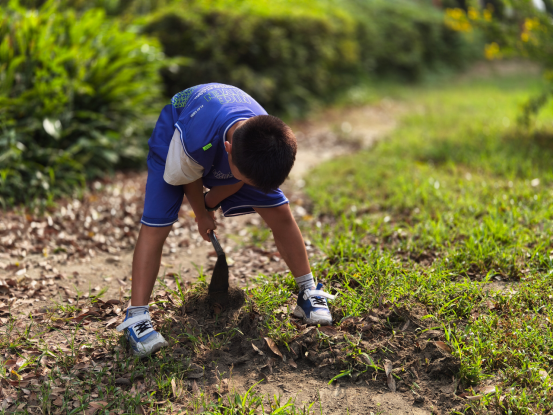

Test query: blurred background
[0,0,552,209]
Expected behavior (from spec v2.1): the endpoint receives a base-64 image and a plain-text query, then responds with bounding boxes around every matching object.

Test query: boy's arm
[205,182,244,208]
[183,179,217,242]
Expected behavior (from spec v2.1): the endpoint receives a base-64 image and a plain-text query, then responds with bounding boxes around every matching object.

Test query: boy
[116,83,335,357]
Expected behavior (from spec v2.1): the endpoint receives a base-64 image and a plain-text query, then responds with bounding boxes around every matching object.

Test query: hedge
[143,0,482,116]
[0,0,163,207]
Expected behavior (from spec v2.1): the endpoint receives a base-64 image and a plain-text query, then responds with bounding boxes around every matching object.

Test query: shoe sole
[132,339,169,358]
[293,305,332,326]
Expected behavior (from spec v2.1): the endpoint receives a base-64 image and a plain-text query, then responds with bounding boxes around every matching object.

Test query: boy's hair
[231,115,297,193]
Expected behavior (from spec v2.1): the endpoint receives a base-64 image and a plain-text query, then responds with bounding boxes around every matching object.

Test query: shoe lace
[312,297,327,306]
[134,320,152,335]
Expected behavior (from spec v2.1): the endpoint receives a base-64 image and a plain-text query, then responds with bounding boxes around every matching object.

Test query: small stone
[115,378,131,386]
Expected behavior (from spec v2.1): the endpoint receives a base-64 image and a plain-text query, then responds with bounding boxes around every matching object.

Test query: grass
[304,71,553,413]
[2,68,553,414]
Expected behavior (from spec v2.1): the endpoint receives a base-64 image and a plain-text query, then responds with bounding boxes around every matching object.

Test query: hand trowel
[208,231,229,294]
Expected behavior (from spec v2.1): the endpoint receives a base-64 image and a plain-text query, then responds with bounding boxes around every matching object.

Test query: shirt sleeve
[163,129,204,185]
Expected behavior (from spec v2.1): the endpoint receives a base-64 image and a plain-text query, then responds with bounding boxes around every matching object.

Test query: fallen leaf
[264,337,283,359]
[465,394,483,401]
[105,316,119,328]
[434,341,452,353]
[387,373,396,392]
[171,378,180,398]
[288,360,297,369]
[420,330,443,339]
[53,396,63,406]
[89,401,109,409]
[317,326,339,336]
[539,370,549,382]
[252,342,264,356]
[383,359,393,377]
[478,385,496,395]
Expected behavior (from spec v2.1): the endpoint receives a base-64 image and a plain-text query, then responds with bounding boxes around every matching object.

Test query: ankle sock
[127,305,149,320]
[295,272,315,291]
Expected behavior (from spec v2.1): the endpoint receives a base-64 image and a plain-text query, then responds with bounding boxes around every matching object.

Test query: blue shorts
[140,148,289,227]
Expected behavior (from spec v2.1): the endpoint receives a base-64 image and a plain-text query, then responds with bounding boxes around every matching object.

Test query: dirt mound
[169,288,464,414]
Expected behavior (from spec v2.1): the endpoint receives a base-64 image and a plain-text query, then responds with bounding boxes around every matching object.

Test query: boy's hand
[195,212,217,242]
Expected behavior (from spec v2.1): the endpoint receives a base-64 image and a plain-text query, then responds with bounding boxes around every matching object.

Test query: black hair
[231,115,297,193]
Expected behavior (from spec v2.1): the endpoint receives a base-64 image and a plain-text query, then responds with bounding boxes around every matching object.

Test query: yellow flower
[446,8,465,20]
[483,9,493,22]
[521,32,530,42]
[468,7,479,20]
[484,42,501,60]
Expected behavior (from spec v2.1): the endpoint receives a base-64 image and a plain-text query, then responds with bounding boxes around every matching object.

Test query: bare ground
[0,100,466,415]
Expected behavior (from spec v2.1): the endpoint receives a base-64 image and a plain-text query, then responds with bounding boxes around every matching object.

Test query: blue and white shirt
[161,83,267,188]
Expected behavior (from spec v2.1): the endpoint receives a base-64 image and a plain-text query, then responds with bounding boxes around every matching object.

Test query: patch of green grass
[306,72,553,412]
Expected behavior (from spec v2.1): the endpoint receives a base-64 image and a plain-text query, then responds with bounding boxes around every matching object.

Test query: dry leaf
[171,378,179,398]
[434,341,452,353]
[288,360,297,369]
[89,401,109,409]
[105,317,119,328]
[478,385,496,395]
[53,396,63,406]
[539,370,549,382]
[115,378,131,386]
[465,394,483,401]
[387,373,396,392]
[252,342,264,356]
[383,359,393,377]
[136,404,146,415]
[264,337,283,359]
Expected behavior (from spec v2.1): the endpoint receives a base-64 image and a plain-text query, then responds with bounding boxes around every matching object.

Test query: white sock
[295,272,315,291]
[127,305,149,319]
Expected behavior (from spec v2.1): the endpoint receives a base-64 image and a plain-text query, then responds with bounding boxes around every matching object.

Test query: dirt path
[0,100,438,415]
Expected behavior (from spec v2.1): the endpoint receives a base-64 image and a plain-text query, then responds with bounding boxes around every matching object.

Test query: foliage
[142,0,481,117]
[444,0,553,124]
[305,72,553,412]
[0,0,163,208]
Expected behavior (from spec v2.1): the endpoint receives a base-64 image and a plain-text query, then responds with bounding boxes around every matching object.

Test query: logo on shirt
[190,105,203,118]
[171,87,198,108]
[212,170,234,179]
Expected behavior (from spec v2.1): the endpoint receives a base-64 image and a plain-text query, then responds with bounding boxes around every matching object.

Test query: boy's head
[225,115,297,193]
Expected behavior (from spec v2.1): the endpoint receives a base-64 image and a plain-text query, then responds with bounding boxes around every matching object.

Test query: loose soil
[0,99,467,414]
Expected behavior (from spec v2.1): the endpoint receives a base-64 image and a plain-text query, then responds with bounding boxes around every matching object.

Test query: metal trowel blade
[208,232,229,294]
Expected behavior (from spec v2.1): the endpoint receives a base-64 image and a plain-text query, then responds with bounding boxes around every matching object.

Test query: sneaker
[293,283,335,326]
[116,309,168,358]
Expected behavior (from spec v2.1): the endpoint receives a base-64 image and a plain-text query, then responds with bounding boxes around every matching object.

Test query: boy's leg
[116,223,172,357]
[131,224,173,305]
[253,204,310,278]
[254,204,335,325]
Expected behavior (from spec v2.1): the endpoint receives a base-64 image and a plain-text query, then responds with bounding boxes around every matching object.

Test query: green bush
[143,0,359,117]
[0,0,164,208]
[142,0,481,116]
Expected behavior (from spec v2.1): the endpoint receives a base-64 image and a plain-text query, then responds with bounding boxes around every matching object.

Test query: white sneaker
[116,309,168,358]
[293,283,335,326]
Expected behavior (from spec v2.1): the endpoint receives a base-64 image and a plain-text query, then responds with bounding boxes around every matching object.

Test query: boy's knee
[139,223,173,243]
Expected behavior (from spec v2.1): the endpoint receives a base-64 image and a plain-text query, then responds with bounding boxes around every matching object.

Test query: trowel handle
[208,231,225,257]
